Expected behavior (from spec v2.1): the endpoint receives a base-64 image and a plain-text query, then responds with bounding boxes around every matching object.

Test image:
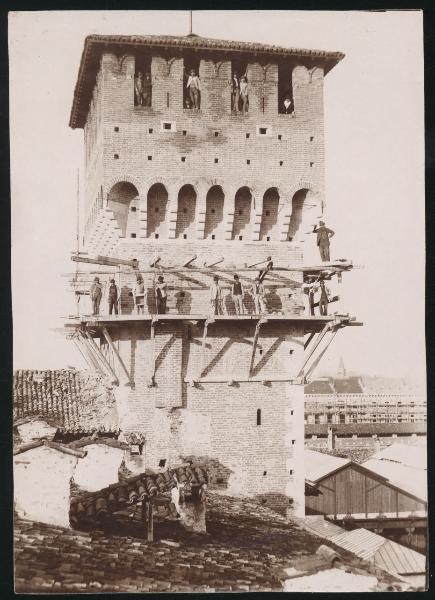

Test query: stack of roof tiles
[13,369,118,434]
[70,464,208,528]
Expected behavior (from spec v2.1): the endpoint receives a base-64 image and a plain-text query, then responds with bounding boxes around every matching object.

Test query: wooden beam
[248,318,266,378]
[145,501,154,542]
[198,319,210,379]
[101,327,132,385]
[72,255,138,268]
[304,331,316,351]
[183,255,197,267]
[204,257,224,268]
[77,332,106,374]
[72,335,95,370]
[83,330,119,384]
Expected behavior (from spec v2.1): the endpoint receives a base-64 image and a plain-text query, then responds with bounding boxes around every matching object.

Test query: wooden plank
[248,319,262,378]
[77,333,105,374]
[71,255,138,268]
[84,330,119,384]
[147,501,154,542]
[101,327,132,385]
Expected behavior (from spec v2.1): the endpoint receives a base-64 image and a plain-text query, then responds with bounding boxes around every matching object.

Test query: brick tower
[66,33,358,517]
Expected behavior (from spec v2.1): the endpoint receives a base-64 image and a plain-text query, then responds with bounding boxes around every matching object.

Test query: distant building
[305,372,426,426]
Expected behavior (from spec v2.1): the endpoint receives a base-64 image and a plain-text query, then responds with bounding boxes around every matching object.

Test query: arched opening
[232,187,252,240]
[204,186,224,240]
[147,183,168,239]
[175,184,197,239]
[107,182,139,237]
[288,189,318,242]
[259,188,280,241]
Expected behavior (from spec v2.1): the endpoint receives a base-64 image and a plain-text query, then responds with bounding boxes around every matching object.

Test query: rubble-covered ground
[14,493,400,593]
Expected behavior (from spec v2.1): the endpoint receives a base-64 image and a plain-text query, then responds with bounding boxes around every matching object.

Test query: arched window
[147,183,168,239]
[288,189,319,242]
[175,184,197,239]
[204,186,224,240]
[107,182,139,237]
[259,187,280,241]
[232,187,252,240]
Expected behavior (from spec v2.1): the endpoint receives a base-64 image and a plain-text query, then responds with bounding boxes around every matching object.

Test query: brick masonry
[73,40,335,518]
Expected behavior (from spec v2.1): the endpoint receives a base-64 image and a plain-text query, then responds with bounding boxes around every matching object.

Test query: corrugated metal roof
[374,541,426,575]
[303,516,345,540]
[329,528,385,561]
[362,458,427,502]
[329,528,426,576]
[305,449,350,483]
[369,443,426,470]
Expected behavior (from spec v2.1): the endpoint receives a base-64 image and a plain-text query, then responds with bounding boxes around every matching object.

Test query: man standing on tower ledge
[313,220,335,262]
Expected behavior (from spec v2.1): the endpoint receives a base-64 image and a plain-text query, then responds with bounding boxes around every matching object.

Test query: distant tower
[337,356,346,378]
[66,32,359,519]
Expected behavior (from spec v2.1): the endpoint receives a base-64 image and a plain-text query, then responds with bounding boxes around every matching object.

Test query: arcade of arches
[103,181,319,242]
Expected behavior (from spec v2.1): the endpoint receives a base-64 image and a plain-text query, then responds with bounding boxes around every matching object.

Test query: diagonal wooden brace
[83,329,119,384]
[101,327,132,385]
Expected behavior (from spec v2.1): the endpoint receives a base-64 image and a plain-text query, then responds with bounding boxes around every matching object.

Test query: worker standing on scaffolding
[186,69,201,110]
[252,276,266,314]
[231,274,245,315]
[133,274,145,314]
[155,275,168,315]
[313,220,335,262]
[108,278,119,316]
[318,279,331,316]
[90,277,103,316]
[210,275,224,315]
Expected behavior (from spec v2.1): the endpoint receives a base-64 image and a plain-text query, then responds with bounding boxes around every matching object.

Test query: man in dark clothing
[108,278,119,315]
[319,280,330,316]
[313,220,335,262]
[283,96,293,114]
[90,277,103,316]
[155,275,168,315]
[142,73,152,107]
[231,274,245,315]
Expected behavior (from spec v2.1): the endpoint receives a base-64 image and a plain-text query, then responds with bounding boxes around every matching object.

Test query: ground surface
[14,493,395,593]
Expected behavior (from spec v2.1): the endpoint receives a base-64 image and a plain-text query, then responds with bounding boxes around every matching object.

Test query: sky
[9,10,425,380]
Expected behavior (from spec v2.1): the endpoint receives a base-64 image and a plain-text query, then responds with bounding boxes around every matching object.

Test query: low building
[304,448,427,553]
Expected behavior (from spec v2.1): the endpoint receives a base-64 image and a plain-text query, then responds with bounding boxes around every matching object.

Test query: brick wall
[77,44,331,519]
[83,51,325,250]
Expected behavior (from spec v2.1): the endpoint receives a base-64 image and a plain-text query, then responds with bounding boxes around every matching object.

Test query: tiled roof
[305,422,427,436]
[369,443,427,470]
[333,377,363,394]
[13,369,119,434]
[69,33,344,128]
[305,379,335,394]
[69,464,208,528]
[15,493,397,593]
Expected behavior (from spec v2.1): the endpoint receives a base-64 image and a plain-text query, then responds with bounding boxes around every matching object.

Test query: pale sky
[9,10,425,380]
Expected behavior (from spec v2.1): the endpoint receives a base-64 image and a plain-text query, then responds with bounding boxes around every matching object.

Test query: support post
[248,318,267,378]
[198,319,210,379]
[77,331,106,374]
[84,329,119,384]
[142,501,154,542]
[101,327,132,385]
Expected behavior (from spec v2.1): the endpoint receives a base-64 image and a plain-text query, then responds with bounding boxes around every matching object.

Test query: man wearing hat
[313,220,335,262]
[186,69,201,109]
[89,277,103,316]
[155,275,168,315]
[108,278,119,315]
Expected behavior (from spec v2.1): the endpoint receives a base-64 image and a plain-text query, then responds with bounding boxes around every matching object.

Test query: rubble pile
[13,369,118,433]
